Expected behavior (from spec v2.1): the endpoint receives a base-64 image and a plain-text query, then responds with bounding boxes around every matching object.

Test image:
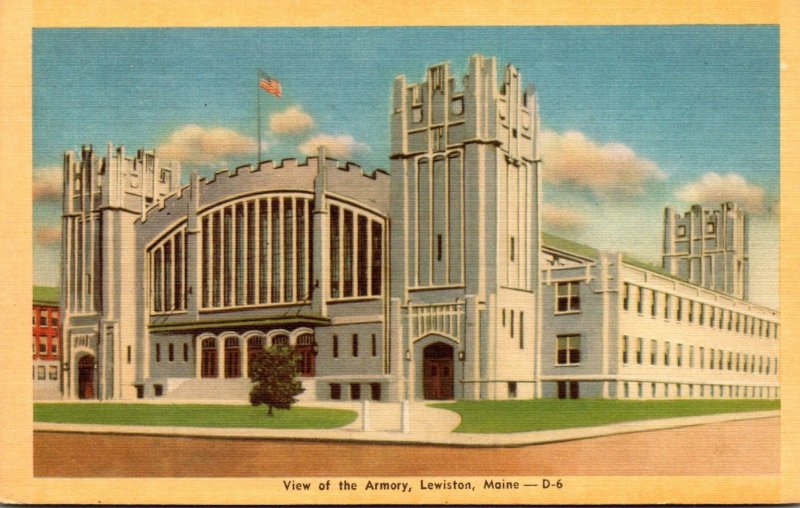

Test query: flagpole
[257,69,262,168]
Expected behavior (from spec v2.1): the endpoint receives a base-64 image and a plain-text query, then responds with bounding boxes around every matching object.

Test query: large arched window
[295,333,316,377]
[201,337,217,378]
[224,337,241,378]
[247,336,265,377]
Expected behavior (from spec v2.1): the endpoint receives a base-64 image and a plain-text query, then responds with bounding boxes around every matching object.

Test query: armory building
[58,55,779,402]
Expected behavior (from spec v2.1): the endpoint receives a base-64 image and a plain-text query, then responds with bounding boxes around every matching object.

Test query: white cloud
[540,129,665,196]
[298,134,369,159]
[33,166,62,202]
[269,106,315,134]
[541,202,587,230]
[34,225,61,246]
[157,125,260,165]
[675,172,767,214]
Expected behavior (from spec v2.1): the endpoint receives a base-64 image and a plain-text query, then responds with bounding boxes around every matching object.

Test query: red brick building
[33,286,61,399]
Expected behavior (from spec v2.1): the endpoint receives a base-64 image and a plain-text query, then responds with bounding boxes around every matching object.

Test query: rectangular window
[508,381,517,398]
[40,315,47,327]
[690,345,695,368]
[371,221,383,296]
[39,341,47,354]
[437,234,443,262]
[183,343,189,362]
[127,345,132,364]
[51,343,58,354]
[650,340,657,366]
[330,206,340,298]
[637,287,643,314]
[212,212,221,306]
[330,383,341,400]
[510,310,515,338]
[371,334,377,357]
[153,248,163,312]
[259,200,269,303]
[168,343,174,362]
[509,236,515,262]
[235,203,245,305]
[223,207,232,306]
[343,209,354,297]
[676,298,683,321]
[664,341,670,366]
[271,199,281,302]
[699,303,705,325]
[350,383,361,400]
[332,335,339,358]
[284,198,294,302]
[51,315,59,327]
[710,306,715,328]
[48,366,58,380]
[623,283,630,310]
[370,383,381,401]
[37,366,45,380]
[154,384,163,396]
[247,201,257,304]
[164,240,173,310]
[556,281,581,313]
[352,334,358,357]
[156,343,161,362]
[651,290,657,317]
[688,301,694,323]
[519,312,524,349]
[664,294,670,319]
[636,337,643,364]
[677,344,683,367]
[556,335,581,365]
[358,215,369,296]
[622,336,629,364]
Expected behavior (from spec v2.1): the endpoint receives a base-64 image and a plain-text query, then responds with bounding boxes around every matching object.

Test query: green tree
[249,346,305,416]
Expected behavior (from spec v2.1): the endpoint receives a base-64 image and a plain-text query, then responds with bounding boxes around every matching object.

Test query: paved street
[34,416,779,477]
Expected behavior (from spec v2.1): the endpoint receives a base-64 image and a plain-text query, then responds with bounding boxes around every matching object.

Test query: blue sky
[32,26,780,307]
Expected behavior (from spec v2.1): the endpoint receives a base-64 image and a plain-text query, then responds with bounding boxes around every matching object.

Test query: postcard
[2,0,798,505]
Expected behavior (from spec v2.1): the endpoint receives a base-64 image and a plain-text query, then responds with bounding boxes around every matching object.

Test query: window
[371,334,377,357]
[689,345,694,368]
[371,383,382,401]
[636,338,643,364]
[509,236,515,262]
[224,337,241,378]
[37,366,45,380]
[557,381,578,399]
[352,334,359,357]
[127,345,132,364]
[706,221,716,234]
[699,303,705,325]
[664,342,670,366]
[183,343,189,362]
[676,298,683,321]
[51,315,59,327]
[688,301,694,323]
[622,336,629,364]
[333,335,339,358]
[637,286,644,314]
[651,290,657,316]
[677,225,686,237]
[556,335,581,365]
[664,294,670,319]
[519,312,524,349]
[371,221,383,296]
[48,366,58,380]
[358,215,369,296]
[650,340,657,366]
[201,337,217,378]
[510,310,515,337]
[39,342,47,354]
[437,234,443,262]
[451,97,464,115]
[40,315,47,327]
[623,283,630,310]
[168,343,174,362]
[330,383,341,400]
[154,384,164,396]
[508,382,517,399]
[51,343,58,354]
[502,308,506,327]
[556,281,580,313]
[710,307,716,328]
[350,383,361,400]
[155,343,161,362]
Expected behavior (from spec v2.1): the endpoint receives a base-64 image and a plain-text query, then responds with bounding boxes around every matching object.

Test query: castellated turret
[662,202,749,300]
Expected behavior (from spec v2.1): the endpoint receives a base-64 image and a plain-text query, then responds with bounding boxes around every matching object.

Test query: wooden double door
[77,355,95,399]
[423,343,454,400]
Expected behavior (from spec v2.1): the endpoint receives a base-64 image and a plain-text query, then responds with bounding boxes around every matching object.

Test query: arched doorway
[77,355,95,399]
[423,342,454,400]
[200,337,217,378]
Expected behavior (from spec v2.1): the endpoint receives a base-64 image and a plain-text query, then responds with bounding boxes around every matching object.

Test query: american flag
[259,75,282,97]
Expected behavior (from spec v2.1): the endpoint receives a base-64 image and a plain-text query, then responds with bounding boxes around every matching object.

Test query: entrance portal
[77,355,95,399]
[423,342,454,400]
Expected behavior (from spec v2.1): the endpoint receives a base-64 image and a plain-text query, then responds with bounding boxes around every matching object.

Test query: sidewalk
[32,403,778,448]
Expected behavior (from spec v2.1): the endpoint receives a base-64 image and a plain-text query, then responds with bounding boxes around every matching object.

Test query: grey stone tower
[389,55,543,400]
[662,202,749,300]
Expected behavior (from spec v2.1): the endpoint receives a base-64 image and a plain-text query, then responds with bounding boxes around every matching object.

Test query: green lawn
[34,403,358,429]
[430,399,780,433]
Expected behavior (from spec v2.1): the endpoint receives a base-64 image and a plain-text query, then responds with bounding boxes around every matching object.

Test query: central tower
[388,55,542,400]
